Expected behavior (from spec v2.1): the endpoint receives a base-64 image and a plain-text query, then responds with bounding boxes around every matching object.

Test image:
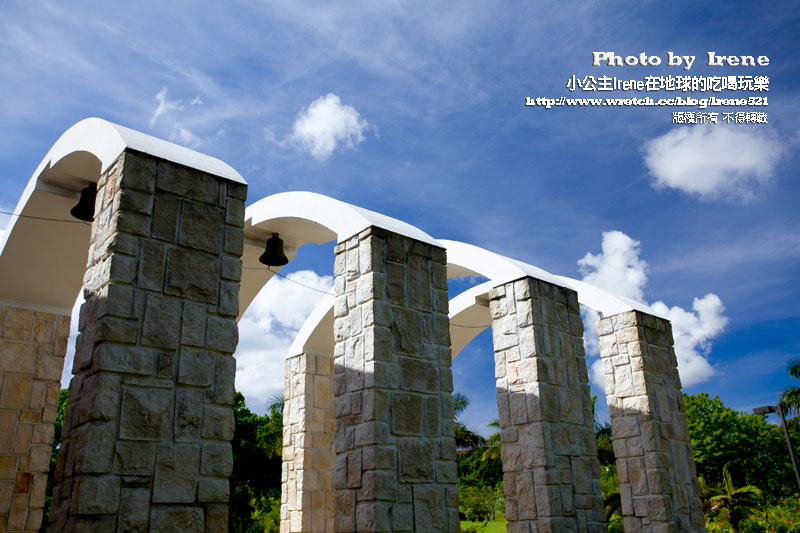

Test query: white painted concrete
[239,191,441,317]
[0,118,245,312]
[286,239,667,359]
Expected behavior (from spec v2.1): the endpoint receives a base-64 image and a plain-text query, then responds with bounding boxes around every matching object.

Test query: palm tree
[454,392,469,418]
[267,394,284,416]
[707,463,762,526]
[453,392,486,451]
[696,476,723,514]
[481,420,501,462]
[781,357,800,423]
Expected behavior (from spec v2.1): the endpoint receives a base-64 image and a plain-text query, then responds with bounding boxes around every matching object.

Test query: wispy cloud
[643,126,785,202]
[172,127,202,149]
[150,87,185,128]
[580,231,727,388]
[290,94,373,160]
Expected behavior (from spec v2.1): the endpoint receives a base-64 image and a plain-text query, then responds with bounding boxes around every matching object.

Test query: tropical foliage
[35,378,800,533]
[781,357,800,423]
[454,392,487,451]
[229,391,284,533]
[705,463,762,526]
[685,392,800,498]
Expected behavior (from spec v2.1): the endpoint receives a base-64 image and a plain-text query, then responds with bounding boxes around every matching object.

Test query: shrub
[459,486,495,522]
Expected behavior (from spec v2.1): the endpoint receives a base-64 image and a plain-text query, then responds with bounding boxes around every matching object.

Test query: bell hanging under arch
[259,233,289,267]
[70,183,97,222]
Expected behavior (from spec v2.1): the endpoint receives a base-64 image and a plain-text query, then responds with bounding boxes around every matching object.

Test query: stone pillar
[281,352,335,533]
[49,150,246,531]
[0,303,70,532]
[332,228,458,533]
[598,310,705,532]
[489,277,605,533]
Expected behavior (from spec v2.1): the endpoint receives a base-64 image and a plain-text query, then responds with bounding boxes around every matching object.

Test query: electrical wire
[0,210,90,225]
[0,212,494,327]
[243,265,492,329]
[0,212,493,329]
[266,266,335,295]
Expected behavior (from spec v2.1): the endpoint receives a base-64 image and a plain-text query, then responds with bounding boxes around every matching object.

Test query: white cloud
[580,231,727,388]
[578,230,647,302]
[581,306,601,361]
[291,93,372,160]
[234,270,333,412]
[643,126,784,202]
[172,127,202,149]
[649,294,726,387]
[150,87,184,128]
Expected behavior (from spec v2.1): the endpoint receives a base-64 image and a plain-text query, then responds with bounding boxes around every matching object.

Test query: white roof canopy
[0,118,245,314]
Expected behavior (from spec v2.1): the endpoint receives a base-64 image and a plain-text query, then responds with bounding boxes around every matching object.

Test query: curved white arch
[288,294,335,357]
[286,238,667,359]
[442,239,567,289]
[447,281,494,357]
[239,191,440,317]
[556,275,665,319]
[0,118,245,314]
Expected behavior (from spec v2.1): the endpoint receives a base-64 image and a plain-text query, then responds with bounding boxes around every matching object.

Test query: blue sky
[1,1,798,434]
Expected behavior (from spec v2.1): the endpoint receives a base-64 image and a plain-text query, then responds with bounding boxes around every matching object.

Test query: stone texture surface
[281,352,335,533]
[332,228,459,532]
[490,277,605,533]
[0,303,69,532]
[598,310,705,532]
[48,150,246,531]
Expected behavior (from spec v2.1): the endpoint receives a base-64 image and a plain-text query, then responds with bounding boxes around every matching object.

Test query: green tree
[781,357,800,422]
[453,392,486,451]
[480,420,500,463]
[230,391,284,533]
[457,445,503,489]
[458,485,495,522]
[685,392,798,498]
[591,395,615,468]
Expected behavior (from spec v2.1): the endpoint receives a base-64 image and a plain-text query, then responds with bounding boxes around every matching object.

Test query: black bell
[259,233,289,267]
[70,183,97,222]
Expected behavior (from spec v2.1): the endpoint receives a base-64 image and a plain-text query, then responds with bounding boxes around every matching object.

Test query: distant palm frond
[268,394,284,415]
[454,392,470,419]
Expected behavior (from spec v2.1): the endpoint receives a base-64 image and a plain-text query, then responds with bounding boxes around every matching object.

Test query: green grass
[459,518,508,532]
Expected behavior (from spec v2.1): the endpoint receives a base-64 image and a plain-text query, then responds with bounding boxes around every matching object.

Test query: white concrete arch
[287,238,666,359]
[239,191,440,317]
[0,118,245,314]
[442,240,667,354]
[442,239,567,289]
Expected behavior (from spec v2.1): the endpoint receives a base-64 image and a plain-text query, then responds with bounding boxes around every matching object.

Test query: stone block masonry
[489,277,605,533]
[0,303,70,532]
[281,352,335,533]
[332,227,458,533]
[49,150,246,532]
[598,310,705,533]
